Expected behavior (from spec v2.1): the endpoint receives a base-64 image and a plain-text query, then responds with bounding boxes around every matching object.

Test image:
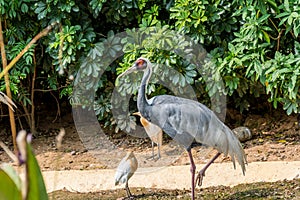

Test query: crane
[118,57,247,200]
[115,151,138,198]
[133,112,163,160]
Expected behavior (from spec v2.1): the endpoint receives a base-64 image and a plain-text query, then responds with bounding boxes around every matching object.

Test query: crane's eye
[135,59,146,69]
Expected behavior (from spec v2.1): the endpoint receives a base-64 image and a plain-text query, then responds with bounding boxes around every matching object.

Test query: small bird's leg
[151,141,155,158]
[195,152,221,187]
[157,143,161,159]
[125,181,132,198]
[146,141,156,160]
[187,150,196,200]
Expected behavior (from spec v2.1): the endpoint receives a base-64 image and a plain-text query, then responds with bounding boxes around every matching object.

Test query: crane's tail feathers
[225,126,247,175]
[208,124,247,175]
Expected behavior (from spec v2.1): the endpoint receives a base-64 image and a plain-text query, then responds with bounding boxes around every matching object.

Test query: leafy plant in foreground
[0,131,48,200]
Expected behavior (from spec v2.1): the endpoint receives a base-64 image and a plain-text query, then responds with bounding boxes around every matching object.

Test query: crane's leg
[195,152,221,187]
[187,150,196,200]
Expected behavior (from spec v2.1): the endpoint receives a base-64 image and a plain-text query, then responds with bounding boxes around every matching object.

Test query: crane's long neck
[137,65,152,113]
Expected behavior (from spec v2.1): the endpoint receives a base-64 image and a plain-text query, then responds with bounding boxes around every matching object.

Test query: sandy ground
[1,110,300,199]
[38,161,300,193]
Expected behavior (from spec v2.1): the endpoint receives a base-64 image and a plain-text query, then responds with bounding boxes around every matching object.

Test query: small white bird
[115,151,138,198]
[133,112,163,159]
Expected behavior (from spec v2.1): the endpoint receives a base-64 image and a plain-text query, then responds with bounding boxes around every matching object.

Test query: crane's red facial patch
[135,59,146,69]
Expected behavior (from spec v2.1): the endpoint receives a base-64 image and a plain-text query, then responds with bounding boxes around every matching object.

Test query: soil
[49,179,300,200]
[0,108,300,199]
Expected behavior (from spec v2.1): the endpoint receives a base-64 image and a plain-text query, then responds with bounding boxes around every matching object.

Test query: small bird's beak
[132,112,140,116]
[117,64,137,78]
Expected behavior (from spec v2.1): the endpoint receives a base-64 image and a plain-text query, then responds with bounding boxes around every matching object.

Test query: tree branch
[0,17,17,152]
[0,21,60,80]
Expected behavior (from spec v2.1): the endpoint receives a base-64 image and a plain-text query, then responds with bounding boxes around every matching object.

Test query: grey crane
[118,57,247,200]
[115,151,138,198]
[133,112,163,159]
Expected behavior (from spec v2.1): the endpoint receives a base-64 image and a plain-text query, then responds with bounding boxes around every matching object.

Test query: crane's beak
[115,64,137,86]
[117,64,137,78]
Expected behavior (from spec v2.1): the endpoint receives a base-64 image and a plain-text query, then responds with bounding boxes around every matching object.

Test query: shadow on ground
[49,178,299,200]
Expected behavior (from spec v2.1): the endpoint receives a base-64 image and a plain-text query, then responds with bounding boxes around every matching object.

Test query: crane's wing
[146,95,247,174]
[204,115,247,174]
[146,101,210,148]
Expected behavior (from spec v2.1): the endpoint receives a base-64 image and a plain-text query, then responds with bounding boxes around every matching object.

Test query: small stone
[70,150,76,155]
[232,126,252,142]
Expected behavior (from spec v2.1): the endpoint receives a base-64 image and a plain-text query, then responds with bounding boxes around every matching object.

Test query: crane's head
[118,57,150,78]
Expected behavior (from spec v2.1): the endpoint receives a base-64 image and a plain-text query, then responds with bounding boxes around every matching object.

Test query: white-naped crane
[118,57,247,200]
[133,112,163,160]
[115,151,138,198]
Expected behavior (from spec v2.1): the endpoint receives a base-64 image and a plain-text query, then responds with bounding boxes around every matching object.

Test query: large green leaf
[26,144,48,200]
[0,169,22,200]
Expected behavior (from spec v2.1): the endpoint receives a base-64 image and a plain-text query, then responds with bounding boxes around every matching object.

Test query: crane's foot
[195,169,205,187]
[195,152,221,187]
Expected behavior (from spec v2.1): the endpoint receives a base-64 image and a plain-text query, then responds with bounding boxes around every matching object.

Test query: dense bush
[0,0,299,132]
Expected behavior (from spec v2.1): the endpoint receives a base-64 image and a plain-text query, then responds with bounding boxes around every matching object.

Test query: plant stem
[30,50,37,134]
[0,17,17,152]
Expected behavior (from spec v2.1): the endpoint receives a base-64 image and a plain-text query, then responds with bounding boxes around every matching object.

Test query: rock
[232,126,252,142]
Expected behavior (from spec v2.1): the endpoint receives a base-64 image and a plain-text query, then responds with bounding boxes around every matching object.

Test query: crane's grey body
[142,94,246,171]
[118,57,247,200]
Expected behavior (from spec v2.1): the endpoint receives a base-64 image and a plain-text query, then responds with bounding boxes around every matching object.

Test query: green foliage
[26,143,48,200]
[0,136,48,200]
[1,0,300,133]
[276,0,300,37]
[0,166,21,200]
[216,0,300,113]
[264,44,300,114]
[0,0,97,131]
[170,0,238,45]
[0,0,36,97]
[63,0,300,131]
